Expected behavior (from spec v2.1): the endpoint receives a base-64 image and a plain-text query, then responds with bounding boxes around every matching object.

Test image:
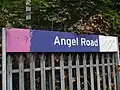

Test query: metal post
[2,28,6,90]
[26,0,31,21]
[116,37,120,90]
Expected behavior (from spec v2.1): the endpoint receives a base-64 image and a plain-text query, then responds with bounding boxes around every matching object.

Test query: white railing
[5,53,118,90]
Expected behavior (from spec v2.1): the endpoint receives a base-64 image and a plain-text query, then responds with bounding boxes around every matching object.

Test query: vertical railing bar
[30,54,33,90]
[43,54,46,90]
[60,54,65,90]
[83,53,88,90]
[19,54,24,90]
[40,54,44,90]
[101,54,106,90]
[68,54,73,90]
[48,54,52,90]
[7,55,10,90]
[30,54,35,90]
[7,54,12,90]
[40,53,46,90]
[107,54,112,90]
[90,54,94,90]
[48,73,52,90]
[96,54,100,90]
[76,54,80,90]
[112,54,117,90]
[51,54,55,90]
[9,55,12,90]
[33,54,36,90]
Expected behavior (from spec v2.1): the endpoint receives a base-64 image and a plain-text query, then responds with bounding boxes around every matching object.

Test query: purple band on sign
[30,30,100,52]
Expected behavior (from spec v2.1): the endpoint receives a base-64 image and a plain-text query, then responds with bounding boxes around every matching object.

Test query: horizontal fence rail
[5,53,118,90]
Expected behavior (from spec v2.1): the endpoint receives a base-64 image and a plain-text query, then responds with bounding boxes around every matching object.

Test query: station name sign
[30,30,118,52]
[54,36,98,48]
[6,29,118,52]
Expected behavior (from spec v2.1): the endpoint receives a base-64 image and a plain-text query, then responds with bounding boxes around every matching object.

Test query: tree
[0,0,26,28]
[31,0,120,35]
[0,0,120,35]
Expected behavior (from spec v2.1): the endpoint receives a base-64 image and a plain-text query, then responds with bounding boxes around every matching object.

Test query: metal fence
[6,53,118,90]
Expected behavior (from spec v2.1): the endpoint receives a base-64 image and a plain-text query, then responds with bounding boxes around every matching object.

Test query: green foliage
[31,0,120,35]
[103,0,120,35]
[104,10,120,34]
[0,0,120,35]
[32,0,97,31]
[0,0,25,28]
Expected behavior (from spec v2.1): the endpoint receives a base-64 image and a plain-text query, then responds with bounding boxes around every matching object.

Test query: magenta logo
[6,28,30,52]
